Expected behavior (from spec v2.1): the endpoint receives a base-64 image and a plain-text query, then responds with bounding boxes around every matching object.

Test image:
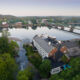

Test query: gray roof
[33,35,65,61]
[33,36,54,53]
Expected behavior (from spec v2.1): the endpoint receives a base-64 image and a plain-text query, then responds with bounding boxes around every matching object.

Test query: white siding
[33,39,48,58]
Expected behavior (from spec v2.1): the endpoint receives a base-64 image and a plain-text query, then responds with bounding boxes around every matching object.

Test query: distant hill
[0,14,18,20]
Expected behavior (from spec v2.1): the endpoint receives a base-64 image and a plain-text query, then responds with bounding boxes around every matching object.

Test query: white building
[33,35,67,74]
[33,35,67,60]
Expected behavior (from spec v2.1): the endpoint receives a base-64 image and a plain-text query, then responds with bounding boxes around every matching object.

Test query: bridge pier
[61,26,64,30]
[69,27,74,32]
[55,26,58,29]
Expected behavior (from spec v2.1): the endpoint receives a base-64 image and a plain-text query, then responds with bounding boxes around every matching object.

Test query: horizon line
[0,14,80,17]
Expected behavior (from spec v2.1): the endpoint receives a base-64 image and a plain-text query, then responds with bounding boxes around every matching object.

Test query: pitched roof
[33,35,65,60]
[33,36,54,53]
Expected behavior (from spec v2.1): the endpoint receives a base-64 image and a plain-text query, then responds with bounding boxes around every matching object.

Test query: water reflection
[8,27,80,41]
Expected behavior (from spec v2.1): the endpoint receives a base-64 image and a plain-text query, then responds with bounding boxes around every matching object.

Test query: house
[33,35,68,61]
[2,22,9,28]
[41,19,49,25]
[15,22,22,28]
[33,34,69,74]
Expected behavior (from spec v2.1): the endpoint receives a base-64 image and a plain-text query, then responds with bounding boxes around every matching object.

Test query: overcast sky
[0,0,80,16]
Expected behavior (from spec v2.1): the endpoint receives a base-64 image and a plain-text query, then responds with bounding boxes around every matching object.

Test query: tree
[60,68,74,79]
[39,59,52,78]
[31,19,37,25]
[24,44,42,69]
[9,40,19,57]
[17,75,28,80]
[49,57,80,80]
[0,37,9,53]
[72,74,80,80]
[0,36,19,57]
[17,71,28,80]
[17,67,34,80]
[69,57,80,73]
[0,53,17,80]
[2,30,10,37]
[28,53,42,69]
[24,45,34,56]
[49,74,64,80]
[25,67,34,80]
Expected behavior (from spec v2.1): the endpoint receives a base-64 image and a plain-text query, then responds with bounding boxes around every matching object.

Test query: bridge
[53,26,80,35]
[0,23,80,35]
[68,23,80,25]
[52,23,80,35]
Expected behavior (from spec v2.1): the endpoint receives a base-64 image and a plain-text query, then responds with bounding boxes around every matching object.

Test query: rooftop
[33,35,54,53]
[33,35,65,60]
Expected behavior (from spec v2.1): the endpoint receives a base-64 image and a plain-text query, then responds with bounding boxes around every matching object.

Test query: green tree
[24,44,42,69]
[49,74,60,80]
[28,53,42,69]
[9,40,19,57]
[24,45,34,56]
[17,67,34,80]
[49,57,80,80]
[72,74,80,80]
[0,53,17,80]
[39,59,52,78]
[0,36,19,57]
[2,30,10,37]
[0,37,9,53]
[49,74,64,80]
[69,57,80,73]
[17,75,28,80]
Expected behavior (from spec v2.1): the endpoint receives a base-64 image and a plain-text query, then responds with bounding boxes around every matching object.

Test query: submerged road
[9,37,30,70]
[16,40,28,70]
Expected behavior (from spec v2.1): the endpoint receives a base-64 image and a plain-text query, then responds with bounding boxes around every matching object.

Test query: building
[15,22,22,28]
[41,19,49,25]
[2,22,9,28]
[63,39,80,57]
[33,35,69,74]
[33,35,68,61]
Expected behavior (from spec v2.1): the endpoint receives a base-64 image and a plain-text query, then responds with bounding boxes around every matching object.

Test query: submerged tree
[9,40,19,57]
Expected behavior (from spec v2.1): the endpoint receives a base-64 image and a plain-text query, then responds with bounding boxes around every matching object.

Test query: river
[8,27,80,41]
[16,40,28,70]
[7,27,80,70]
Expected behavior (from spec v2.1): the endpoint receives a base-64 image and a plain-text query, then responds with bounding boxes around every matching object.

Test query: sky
[0,0,80,16]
